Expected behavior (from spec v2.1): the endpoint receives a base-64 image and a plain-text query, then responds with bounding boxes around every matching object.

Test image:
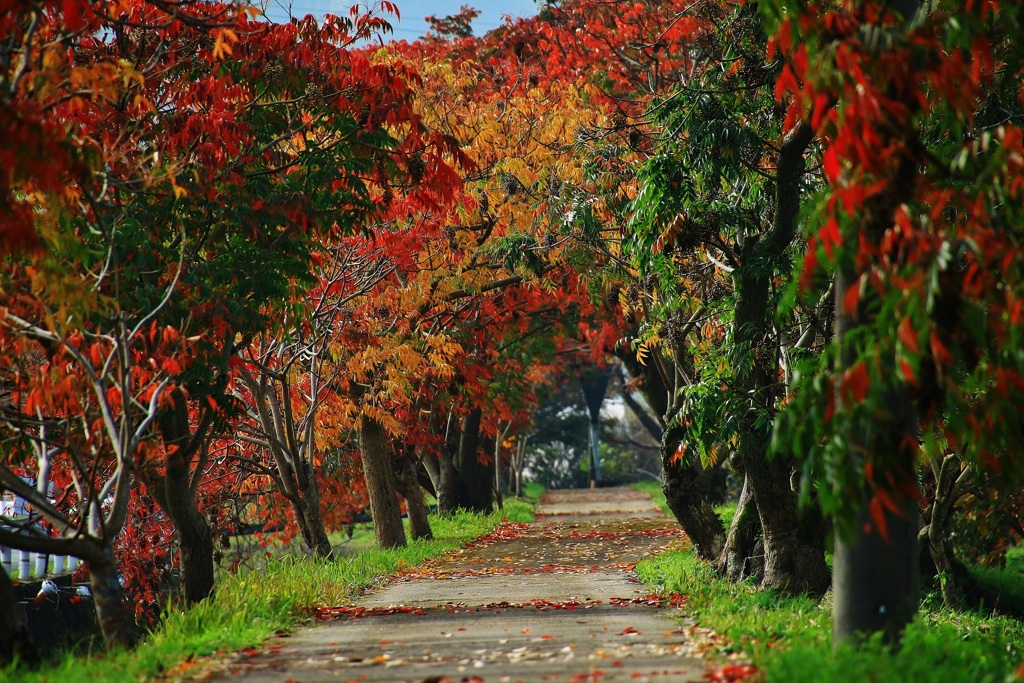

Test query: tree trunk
[623,347,725,559]
[920,453,969,609]
[494,423,509,510]
[420,452,441,495]
[359,415,407,548]
[661,423,726,561]
[512,436,528,498]
[728,119,828,597]
[175,509,215,601]
[160,451,216,603]
[291,470,333,558]
[581,367,611,486]
[437,445,458,514]
[745,450,830,595]
[620,383,664,443]
[455,408,491,513]
[833,259,920,645]
[834,500,919,646]
[87,545,137,650]
[394,455,433,540]
[0,563,37,667]
[149,389,217,604]
[927,517,962,609]
[716,474,762,581]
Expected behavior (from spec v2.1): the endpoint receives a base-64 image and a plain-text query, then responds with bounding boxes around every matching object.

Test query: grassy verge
[634,483,1024,683]
[7,499,534,683]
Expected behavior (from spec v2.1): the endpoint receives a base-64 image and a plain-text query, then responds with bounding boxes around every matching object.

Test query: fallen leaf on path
[705,663,760,683]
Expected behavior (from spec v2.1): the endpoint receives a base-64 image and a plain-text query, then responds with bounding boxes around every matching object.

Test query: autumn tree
[0,0,253,645]
[625,0,833,594]
[0,0,445,616]
[768,0,1024,643]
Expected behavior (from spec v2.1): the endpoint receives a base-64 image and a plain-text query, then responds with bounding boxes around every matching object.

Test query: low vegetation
[635,484,1024,682]
[5,499,534,683]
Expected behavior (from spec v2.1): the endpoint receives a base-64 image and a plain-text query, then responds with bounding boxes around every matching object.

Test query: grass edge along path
[4,497,536,683]
[632,481,1024,683]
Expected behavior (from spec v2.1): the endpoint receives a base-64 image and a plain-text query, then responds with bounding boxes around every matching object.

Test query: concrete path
[205,488,706,683]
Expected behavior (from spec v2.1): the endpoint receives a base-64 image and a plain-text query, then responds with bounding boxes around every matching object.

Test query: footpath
[207,488,707,683]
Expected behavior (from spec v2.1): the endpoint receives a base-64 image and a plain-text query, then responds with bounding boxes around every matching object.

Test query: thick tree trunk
[745,450,830,595]
[359,415,407,548]
[0,563,37,667]
[833,259,920,645]
[394,455,433,540]
[622,347,725,558]
[174,509,215,601]
[87,546,137,650]
[148,389,217,604]
[662,423,726,561]
[160,453,216,602]
[716,474,762,581]
[834,500,919,646]
[926,519,962,609]
[727,120,828,597]
[291,470,333,558]
[455,409,491,513]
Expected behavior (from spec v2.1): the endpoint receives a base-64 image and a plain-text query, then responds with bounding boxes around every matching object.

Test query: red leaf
[843,280,861,316]
[821,217,841,259]
[775,64,798,102]
[929,332,952,366]
[706,663,759,683]
[869,493,890,543]
[898,317,920,354]
[823,145,841,183]
[899,358,917,386]
[811,92,831,131]
[842,361,869,403]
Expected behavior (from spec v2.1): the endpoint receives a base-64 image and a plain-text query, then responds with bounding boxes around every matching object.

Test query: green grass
[517,480,546,501]
[966,545,1024,618]
[6,500,534,683]
[632,479,669,515]
[634,483,1024,682]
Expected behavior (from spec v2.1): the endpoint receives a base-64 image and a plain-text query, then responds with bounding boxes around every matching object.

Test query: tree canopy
[2,0,1023,655]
